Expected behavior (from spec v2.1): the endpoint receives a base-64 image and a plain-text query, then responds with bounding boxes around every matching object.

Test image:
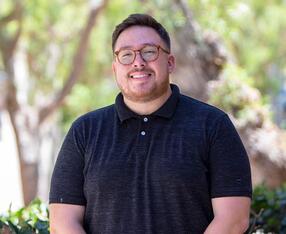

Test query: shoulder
[64,104,116,137]
[178,94,227,124]
[72,104,116,128]
[62,104,116,146]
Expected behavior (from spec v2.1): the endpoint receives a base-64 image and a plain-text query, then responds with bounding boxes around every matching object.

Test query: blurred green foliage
[188,0,286,94]
[249,184,286,233]
[0,0,285,128]
[0,199,49,234]
[1,185,286,233]
[61,79,118,131]
[209,64,271,126]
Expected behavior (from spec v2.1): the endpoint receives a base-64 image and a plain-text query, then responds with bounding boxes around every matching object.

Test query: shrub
[248,184,286,233]
[0,199,49,234]
[1,185,286,233]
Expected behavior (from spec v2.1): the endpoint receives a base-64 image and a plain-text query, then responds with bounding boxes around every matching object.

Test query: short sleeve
[49,121,86,205]
[208,114,252,198]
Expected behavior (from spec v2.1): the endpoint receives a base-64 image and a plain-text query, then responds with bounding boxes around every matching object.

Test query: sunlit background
[0,0,286,225]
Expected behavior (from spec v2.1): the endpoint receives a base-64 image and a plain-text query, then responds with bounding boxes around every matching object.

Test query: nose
[132,51,146,68]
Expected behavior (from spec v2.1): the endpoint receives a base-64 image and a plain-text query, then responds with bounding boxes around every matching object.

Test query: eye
[122,52,132,57]
[142,48,156,55]
[142,46,157,57]
[119,50,133,58]
[144,51,156,56]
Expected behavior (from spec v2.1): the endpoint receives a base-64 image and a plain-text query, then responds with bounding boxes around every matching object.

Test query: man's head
[112,13,171,52]
[112,14,175,104]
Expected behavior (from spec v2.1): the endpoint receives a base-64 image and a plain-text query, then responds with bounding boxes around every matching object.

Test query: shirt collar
[115,84,180,122]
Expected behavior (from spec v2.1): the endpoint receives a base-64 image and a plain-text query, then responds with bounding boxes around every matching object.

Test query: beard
[117,73,170,103]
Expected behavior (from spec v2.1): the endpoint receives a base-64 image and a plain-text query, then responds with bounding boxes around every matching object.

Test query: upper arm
[49,203,86,234]
[208,114,252,198]
[49,122,87,233]
[49,122,86,205]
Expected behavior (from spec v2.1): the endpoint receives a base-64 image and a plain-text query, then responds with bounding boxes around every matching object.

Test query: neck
[123,87,172,115]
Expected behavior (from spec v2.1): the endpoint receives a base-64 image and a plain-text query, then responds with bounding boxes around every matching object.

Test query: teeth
[133,74,147,78]
[130,74,151,78]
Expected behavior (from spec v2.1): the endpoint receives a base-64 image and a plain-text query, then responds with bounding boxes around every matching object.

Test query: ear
[167,54,176,73]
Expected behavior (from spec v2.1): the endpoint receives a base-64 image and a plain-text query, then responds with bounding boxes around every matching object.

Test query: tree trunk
[1,0,109,205]
[171,0,226,101]
[7,108,39,205]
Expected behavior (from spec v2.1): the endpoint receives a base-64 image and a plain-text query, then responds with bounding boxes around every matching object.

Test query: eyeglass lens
[117,45,159,65]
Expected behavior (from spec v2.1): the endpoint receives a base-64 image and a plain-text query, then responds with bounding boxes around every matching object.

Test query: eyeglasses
[114,44,170,65]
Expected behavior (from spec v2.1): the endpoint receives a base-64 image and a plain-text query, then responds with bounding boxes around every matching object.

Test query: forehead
[114,26,163,50]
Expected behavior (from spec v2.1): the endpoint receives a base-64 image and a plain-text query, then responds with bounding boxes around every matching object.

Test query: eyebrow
[116,43,156,51]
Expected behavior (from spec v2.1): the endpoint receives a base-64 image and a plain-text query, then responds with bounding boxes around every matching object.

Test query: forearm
[50,223,86,234]
[205,197,251,234]
[49,204,86,234]
[204,216,249,234]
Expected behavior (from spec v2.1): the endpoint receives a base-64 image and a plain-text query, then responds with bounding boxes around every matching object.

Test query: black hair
[112,13,170,51]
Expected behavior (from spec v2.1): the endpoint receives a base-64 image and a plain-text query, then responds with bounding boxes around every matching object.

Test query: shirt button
[141,131,146,136]
[143,117,148,122]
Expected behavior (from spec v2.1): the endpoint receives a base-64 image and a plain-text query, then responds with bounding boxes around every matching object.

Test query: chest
[83,117,209,196]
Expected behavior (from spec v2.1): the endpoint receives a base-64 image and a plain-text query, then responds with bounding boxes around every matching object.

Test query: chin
[122,83,170,102]
[126,93,154,102]
[128,90,168,103]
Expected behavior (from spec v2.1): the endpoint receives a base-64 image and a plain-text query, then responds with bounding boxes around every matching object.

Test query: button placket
[140,117,148,136]
[136,117,149,157]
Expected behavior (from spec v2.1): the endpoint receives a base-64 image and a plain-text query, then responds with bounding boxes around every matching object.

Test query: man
[49,13,252,234]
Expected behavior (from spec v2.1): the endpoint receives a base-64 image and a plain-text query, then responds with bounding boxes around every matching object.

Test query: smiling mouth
[130,73,152,79]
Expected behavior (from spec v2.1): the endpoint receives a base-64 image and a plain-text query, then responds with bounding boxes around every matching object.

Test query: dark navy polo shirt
[49,84,252,234]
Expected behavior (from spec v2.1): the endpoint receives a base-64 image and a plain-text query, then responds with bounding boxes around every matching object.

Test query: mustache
[127,68,154,77]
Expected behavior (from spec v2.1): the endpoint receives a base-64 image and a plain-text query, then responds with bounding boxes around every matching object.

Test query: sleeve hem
[49,197,86,205]
[211,190,252,199]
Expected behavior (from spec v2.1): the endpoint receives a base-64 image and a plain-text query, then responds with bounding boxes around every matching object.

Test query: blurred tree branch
[0,1,22,62]
[38,0,109,125]
[0,1,23,112]
[174,0,200,45]
[0,0,22,26]
[0,0,109,205]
